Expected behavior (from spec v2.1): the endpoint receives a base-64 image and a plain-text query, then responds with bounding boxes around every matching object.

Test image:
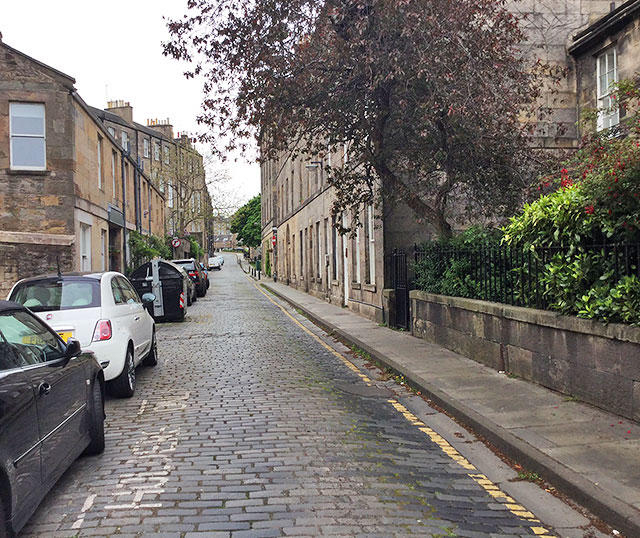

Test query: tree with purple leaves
[164,0,550,237]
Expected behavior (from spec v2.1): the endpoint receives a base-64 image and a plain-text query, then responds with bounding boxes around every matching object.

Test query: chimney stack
[106,99,133,124]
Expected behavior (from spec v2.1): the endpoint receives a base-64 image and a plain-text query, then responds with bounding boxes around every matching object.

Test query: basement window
[10,103,46,170]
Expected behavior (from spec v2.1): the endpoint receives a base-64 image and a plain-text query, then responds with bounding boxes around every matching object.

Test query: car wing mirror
[64,338,82,361]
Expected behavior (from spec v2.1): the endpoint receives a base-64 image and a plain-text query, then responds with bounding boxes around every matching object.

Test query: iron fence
[412,242,640,310]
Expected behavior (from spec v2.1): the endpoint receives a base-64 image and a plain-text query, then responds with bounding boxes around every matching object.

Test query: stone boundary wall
[0,242,74,298]
[410,290,640,421]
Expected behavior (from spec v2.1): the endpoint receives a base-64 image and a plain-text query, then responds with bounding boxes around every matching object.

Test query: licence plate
[57,331,73,342]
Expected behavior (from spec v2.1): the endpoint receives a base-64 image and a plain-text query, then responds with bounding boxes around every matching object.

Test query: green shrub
[413,226,502,300]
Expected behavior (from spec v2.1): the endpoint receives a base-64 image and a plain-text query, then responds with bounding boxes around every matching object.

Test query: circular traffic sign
[171,237,181,248]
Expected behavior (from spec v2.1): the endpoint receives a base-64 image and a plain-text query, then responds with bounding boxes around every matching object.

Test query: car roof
[14,272,105,284]
[0,300,28,314]
[171,259,195,263]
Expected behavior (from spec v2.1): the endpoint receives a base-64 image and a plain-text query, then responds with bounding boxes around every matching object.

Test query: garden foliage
[414,78,640,325]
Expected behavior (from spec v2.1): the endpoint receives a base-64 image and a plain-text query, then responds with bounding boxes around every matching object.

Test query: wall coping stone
[410,290,640,345]
[0,231,75,247]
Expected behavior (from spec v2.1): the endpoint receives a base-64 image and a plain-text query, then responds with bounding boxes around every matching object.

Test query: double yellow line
[253,281,556,537]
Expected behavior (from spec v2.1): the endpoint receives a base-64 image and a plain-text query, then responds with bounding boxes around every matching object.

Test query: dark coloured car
[171,259,207,298]
[199,262,210,289]
[0,301,105,537]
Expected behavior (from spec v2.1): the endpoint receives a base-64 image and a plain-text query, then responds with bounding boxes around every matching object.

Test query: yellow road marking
[254,281,556,537]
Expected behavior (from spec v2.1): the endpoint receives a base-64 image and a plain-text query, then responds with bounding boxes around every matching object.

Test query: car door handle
[38,382,51,396]
[134,316,140,321]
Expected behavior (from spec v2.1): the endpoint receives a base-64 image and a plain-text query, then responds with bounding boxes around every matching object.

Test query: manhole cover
[335,382,394,398]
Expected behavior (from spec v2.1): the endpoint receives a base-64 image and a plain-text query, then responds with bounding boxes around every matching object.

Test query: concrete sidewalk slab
[262,280,640,537]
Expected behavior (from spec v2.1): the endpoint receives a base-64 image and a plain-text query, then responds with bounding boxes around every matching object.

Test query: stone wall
[410,290,640,421]
[0,240,74,298]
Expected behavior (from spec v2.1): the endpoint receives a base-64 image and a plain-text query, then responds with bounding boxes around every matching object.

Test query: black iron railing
[412,242,640,310]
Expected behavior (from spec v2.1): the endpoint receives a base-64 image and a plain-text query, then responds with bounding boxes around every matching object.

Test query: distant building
[0,39,165,296]
[212,234,237,250]
[90,102,212,260]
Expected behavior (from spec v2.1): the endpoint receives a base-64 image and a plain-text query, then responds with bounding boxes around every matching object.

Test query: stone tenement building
[0,39,165,297]
[90,102,211,260]
[261,0,639,323]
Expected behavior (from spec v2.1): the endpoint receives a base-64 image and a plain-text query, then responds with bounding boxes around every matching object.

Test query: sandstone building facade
[90,103,211,260]
[261,1,639,323]
[0,39,165,297]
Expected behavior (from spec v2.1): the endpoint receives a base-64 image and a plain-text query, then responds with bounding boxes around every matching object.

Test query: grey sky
[1,0,260,206]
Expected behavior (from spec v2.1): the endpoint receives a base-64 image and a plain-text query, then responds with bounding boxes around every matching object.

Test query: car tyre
[107,346,135,398]
[84,380,105,455]
[142,332,158,367]
[187,291,192,306]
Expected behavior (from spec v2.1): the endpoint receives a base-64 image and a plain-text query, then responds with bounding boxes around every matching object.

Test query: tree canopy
[230,195,261,248]
[164,0,549,236]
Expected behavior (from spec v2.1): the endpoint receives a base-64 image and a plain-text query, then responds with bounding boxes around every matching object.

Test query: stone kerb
[410,290,640,421]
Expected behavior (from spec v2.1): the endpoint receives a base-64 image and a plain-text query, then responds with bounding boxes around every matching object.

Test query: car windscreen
[10,279,101,312]
[173,261,196,271]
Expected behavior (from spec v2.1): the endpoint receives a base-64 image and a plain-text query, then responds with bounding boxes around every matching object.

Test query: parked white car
[8,272,157,398]
[208,256,222,270]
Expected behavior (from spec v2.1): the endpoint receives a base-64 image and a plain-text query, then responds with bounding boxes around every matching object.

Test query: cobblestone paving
[21,256,560,537]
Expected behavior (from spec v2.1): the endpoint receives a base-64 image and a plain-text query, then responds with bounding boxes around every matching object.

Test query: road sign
[171,237,181,248]
[272,235,276,246]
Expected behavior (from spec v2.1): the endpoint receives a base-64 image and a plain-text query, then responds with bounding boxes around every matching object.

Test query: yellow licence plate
[57,331,73,343]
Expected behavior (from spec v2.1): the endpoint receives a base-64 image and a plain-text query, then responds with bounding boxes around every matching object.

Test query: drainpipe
[121,150,129,268]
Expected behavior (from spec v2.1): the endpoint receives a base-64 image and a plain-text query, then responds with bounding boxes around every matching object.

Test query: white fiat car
[8,272,157,398]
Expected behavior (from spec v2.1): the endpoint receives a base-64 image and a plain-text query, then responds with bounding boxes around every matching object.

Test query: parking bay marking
[253,281,557,537]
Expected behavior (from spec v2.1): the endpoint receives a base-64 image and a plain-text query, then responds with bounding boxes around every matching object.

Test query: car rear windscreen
[10,279,101,312]
[173,261,196,271]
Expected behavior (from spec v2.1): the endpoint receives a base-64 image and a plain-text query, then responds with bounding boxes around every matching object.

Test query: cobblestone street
[20,255,587,538]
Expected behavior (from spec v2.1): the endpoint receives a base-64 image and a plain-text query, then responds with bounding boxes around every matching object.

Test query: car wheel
[142,332,158,367]
[187,291,192,306]
[84,379,105,455]
[107,346,135,398]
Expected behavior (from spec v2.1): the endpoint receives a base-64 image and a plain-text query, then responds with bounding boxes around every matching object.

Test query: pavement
[260,278,640,538]
[18,253,608,538]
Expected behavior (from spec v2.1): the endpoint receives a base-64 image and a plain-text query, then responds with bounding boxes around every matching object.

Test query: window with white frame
[154,141,160,161]
[97,136,103,190]
[168,183,174,208]
[143,138,150,158]
[121,131,129,151]
[10,102,46,170]
[597,47,619,131]
[107,126,115,137]
[111,151,117,195]
[164,146,170,164]
[80,223,92,271]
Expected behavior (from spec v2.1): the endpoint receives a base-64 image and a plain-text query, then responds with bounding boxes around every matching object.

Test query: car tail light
[92,320,112,341]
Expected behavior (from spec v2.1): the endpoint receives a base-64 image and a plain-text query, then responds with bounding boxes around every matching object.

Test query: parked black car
[0,301,105,537]
[171,259,207,298]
